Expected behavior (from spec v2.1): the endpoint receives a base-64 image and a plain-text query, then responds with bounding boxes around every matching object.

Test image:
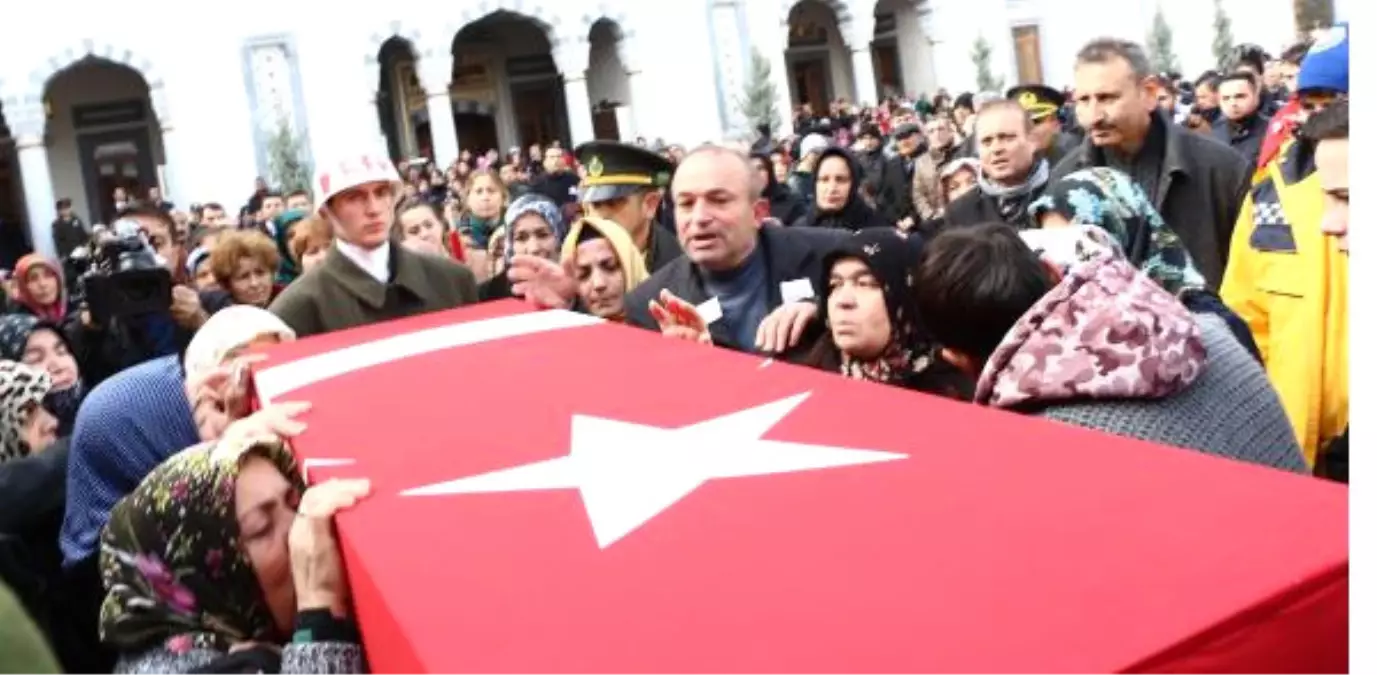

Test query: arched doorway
[376,36,430,162]
[451,10,569,154]
[587,19,631,141]
[786,0,854,114]
[44,58,165,225]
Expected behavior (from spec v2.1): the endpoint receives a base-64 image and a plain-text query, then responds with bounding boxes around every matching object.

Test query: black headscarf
[798,147,890,231]
[808,229,974,398]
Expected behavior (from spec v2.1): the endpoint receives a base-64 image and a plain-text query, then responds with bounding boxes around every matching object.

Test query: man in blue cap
[574,140,683,273]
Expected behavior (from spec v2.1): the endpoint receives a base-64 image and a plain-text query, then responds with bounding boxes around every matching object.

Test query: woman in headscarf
[271,208,310,285]
[802,229,971,398]
[10,254,70,323]
[61,307,296,574]
[792,147,891,230]
[560,216,649,322]
[481,194,567,301]
[1027,166,1260,359]
[0,314,85,435]
[0,361,109,673]
[100,433,368,673]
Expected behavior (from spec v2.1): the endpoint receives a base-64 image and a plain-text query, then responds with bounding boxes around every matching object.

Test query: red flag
[253,301,1347,673]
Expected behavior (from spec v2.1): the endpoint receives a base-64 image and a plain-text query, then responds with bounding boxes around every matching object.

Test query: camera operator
[70,205,213,387]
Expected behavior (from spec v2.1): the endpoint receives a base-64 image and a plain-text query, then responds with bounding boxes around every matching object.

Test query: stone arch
[23,39,168,127]
[363,21,426,74]
[780,0,855,38]
[440,0,565,53]
[579,5,636,69]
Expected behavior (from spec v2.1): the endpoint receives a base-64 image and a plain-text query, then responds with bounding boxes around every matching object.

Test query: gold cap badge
[588,156,605,178]
[1018,91,1039,110]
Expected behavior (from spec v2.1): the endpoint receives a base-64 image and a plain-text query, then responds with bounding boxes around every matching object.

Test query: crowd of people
[0,22,1349,674]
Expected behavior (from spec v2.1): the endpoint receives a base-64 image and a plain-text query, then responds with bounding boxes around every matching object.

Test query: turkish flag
[252,301,1347,673]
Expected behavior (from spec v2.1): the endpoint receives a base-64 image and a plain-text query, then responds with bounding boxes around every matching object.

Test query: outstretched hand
[648,290,712,345]
[507,254,578,310]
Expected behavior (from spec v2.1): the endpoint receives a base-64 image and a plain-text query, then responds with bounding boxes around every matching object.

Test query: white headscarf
[183,306,296,384]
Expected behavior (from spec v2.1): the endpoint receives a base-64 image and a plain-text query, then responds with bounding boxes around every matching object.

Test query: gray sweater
[115,641,363,674]
[1037,314,1307,474]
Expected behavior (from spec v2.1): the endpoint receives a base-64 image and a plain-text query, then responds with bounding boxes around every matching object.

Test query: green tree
[267,117,311,194]
[1212,0,1236,68]
[970,35,1004,92]
[736,49,781,137]
[1146,6,1182,74]
[1293,0,1335,35]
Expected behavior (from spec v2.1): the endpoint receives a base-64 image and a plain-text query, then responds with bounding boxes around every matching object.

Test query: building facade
[0,0,1311,259]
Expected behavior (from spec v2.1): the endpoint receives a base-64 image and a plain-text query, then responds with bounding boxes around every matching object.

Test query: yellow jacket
[1220,143,1348,467]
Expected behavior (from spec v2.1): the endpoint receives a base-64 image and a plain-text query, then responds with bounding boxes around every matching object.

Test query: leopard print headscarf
[0,360,53,464]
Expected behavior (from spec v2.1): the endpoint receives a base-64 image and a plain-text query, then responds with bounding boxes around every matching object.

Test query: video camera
[67,218,173,325]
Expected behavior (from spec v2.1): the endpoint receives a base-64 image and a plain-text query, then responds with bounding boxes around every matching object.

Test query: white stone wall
[0,0,1324,244]
[0,0,722,218]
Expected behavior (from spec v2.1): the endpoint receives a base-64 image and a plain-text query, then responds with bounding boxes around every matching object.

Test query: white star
[401,393,907,548]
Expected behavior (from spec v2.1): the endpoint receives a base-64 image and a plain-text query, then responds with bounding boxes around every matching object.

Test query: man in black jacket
[574,141,683,273]
[1211,72,1271,168]
[510,146,847,360]
[940,100,1048,231]
[623,146,848,359]
[1054,38,1249,289]
[877,123,922,231]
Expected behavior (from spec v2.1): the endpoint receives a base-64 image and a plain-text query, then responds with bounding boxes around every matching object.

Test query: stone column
[15,135,58,260]
[556,39,595,148]
[417,51,460,169]
[617,34,646,140]
[843,15,879,106]
[562,74,596,148]
[770,27,795,137]
[850,47,879,106]
[147,89,179,203]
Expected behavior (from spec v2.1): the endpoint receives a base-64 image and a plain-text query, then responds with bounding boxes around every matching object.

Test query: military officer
[1008,84,1079,168]
[574,140,683,273]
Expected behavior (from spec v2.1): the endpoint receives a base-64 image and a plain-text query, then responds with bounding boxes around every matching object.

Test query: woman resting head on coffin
[913,221,1306,473]
[801,228,971,398]
[560,216,649,322]
[99,424,371,674]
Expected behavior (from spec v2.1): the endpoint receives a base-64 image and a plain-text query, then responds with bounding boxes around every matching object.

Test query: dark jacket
[1211,112,1271,169]
[1043,131,1079,169]
[269,242,479,338]
[52,217,87,259]
[532,171,581,206]
[1052,110,1250,289]
[0,440,114,674]
[877,153,919,226]
[623,225,848,361]
[644,223,684,274]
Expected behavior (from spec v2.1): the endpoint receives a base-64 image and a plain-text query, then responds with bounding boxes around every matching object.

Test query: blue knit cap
[1298,22,1348,94]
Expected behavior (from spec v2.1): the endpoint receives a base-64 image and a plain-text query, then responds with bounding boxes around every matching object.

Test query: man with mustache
[1052,38,1250,290]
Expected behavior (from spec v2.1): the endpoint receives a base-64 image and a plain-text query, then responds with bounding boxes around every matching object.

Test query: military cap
[1007,84,1066,121]
[574,140,674,204]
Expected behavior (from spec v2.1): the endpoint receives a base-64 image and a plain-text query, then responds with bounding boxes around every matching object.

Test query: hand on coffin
[289,478,372,617]
[507,254,578,310]
[755,301,818,354]
[218,401,312,450]
[188,353,270,442]
[649,289,712,345]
